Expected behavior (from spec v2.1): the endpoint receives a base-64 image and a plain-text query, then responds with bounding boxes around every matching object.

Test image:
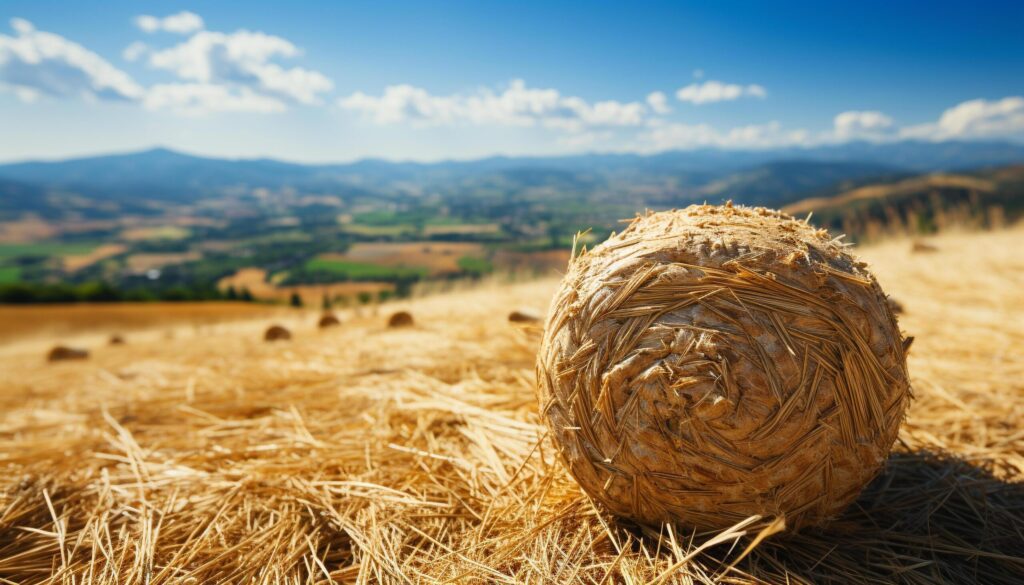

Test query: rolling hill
[2,140,1023,213]
[784,165,1024,236]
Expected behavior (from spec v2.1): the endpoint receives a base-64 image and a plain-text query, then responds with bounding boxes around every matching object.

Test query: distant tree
[377,290,393,303]
[395,277,416,298]
[226,285,238,300]
[289,292,304,308]
[322,293,332,310]
[240,287,254,302]
[356,291,372,305]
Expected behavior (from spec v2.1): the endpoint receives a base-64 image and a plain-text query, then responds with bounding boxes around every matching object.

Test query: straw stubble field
[0,226,1022,583]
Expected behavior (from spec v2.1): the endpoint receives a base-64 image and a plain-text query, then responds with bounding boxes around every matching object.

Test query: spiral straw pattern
[537,204,912,529]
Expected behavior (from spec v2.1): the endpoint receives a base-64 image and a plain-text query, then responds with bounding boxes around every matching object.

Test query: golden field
[0,226,1022,583]
[0,302,288,347]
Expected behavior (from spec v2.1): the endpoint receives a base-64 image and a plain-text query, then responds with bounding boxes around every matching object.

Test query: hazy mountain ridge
[2,140,1023,226]
[3,140,1024,201]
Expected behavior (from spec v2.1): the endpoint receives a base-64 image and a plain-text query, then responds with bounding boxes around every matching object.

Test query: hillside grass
[305,257,428,280]
[0,265,20,283]
[0,241,99,260]
[0,226,1022,583]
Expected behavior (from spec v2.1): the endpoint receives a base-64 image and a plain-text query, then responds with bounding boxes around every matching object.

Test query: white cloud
[143,83,286,115]
[833,110,895,140]
[675,80,766,105]
[122,41,149,62]
[0,18,144,102]
[135,11,204,35]
[637,120,811,152]
[646,91,671,114]
[339,79,647,131]
[900,97,1024,141]
[146,30,333,105]
[559,130,615,149]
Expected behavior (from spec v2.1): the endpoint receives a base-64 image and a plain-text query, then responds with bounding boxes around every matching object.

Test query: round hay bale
[911,240,938,253]
[536,204,911,530]
[387,311,414,328]
[508,307,543,323]
[109,334,126,345]
[263,324,292,342]
[887,296,904,315]
[47,345,89,362]
[318,313,341,328]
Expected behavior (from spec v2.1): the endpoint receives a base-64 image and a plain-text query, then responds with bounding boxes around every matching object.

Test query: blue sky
[1,0,1022,162]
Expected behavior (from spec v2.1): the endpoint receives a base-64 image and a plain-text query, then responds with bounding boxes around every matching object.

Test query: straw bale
[388,310,414,328]
[508,307,543,323]
[318,313,341,328]
[264,324,292,341]
[46,345,89,362]
[537,204,912,529]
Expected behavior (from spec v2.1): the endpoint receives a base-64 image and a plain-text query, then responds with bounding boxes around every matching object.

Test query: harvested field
[120,225,191,241]
[0,217,57,243]
[217,267,273,293]
[62,243,126,271]
[0,227,1022,583]
[0,302,285,346]
[492,247,572,273]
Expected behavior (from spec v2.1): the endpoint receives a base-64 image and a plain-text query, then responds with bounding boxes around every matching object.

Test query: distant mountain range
[2,140,1024,218]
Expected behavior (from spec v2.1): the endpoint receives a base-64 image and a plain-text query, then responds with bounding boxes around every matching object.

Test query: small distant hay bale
[387,311,414,328]
[109,334,126,345]
[887,296,905,315]
[912,240,938,253]
[318,313,341,328]
[537,204,912,531]
[508,307,542,323]
[47,345,89,362]
[263,325,292,341]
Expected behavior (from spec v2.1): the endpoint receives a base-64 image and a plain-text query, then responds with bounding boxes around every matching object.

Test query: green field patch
[0,266,21,283]
[457,256,493,275]
[0,242,99,260]
[242,230,313,245]
[305,258,428,280]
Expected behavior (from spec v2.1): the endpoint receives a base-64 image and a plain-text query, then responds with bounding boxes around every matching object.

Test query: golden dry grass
[0,227,1022,583]
[0,301,286,347]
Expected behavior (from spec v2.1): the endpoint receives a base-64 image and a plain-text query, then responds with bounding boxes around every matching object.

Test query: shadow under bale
[388,311,414,328]
[47,346,89,362]
[318,313,341,328]
[263,325,292,341]
[731,450,1024,584]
